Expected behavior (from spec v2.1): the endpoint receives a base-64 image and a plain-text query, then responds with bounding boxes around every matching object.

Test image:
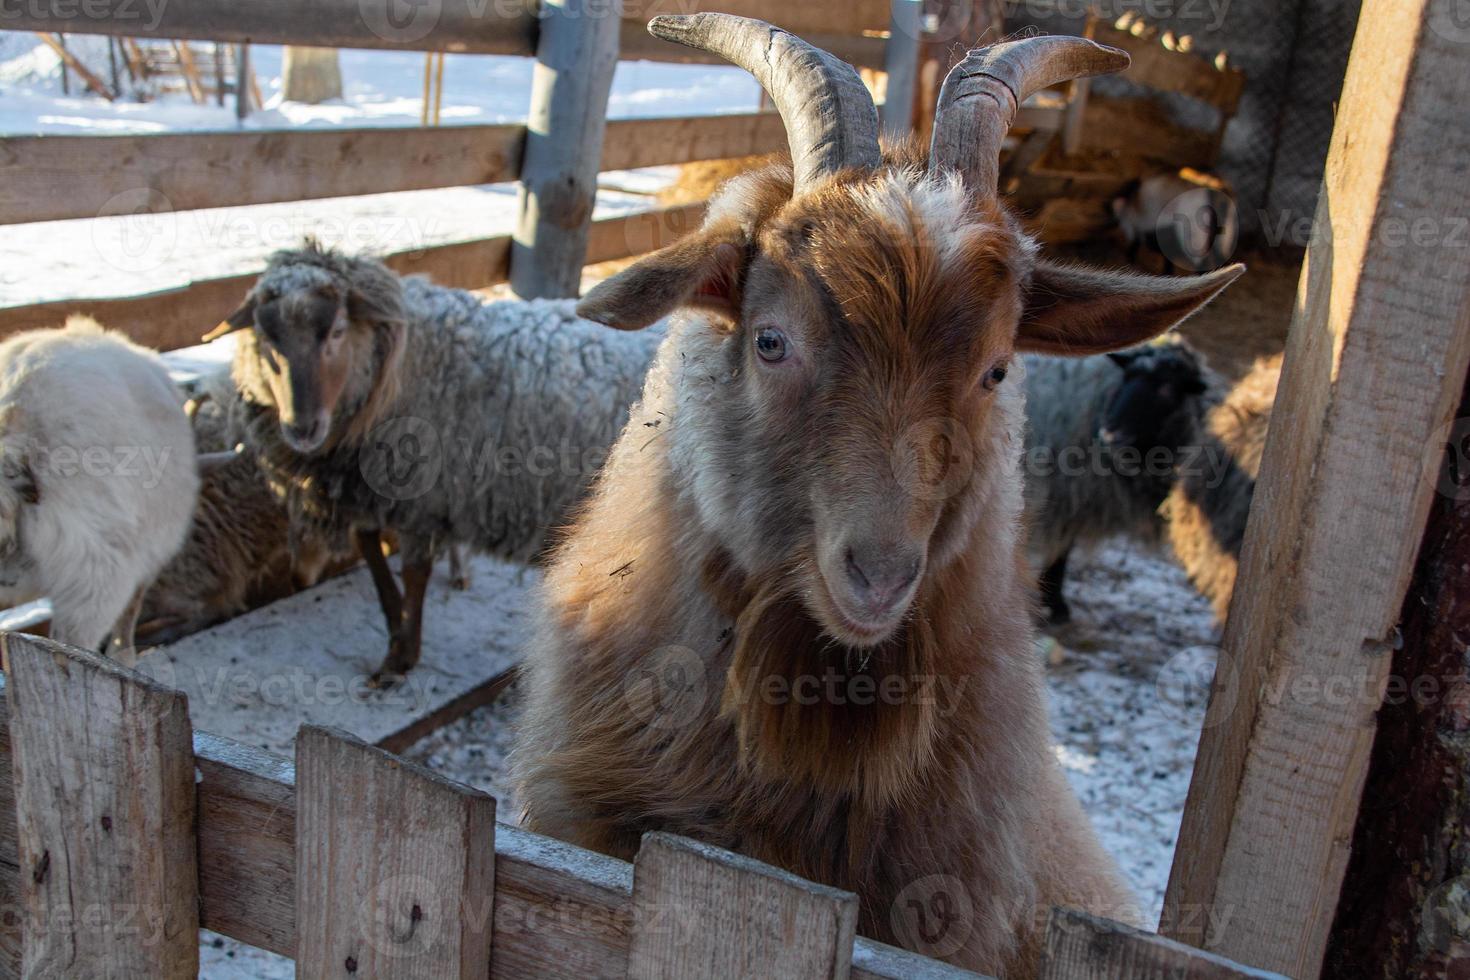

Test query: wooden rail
[0,634,1281,979]
[0,113,787,226]
[0,203,703,350]
[0,0,539,55]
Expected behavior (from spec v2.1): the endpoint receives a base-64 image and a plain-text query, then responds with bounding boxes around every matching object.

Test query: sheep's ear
[1017,260,1244,356]
[203,295,257,342]
[577,224,748,331]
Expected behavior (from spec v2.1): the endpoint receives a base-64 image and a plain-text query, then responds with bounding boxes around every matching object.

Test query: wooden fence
[0,632,1284,979]
[0,0,918,341]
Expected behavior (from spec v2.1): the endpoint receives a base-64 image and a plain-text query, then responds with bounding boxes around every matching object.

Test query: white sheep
[0,316,199,662]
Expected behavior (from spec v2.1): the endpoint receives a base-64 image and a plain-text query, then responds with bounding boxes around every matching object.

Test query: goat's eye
[983,365,1008,391]
[754,327,788,363]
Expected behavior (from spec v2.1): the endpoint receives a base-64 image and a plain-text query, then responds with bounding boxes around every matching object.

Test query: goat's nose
[284,417,325,450]
[844,545,921,617]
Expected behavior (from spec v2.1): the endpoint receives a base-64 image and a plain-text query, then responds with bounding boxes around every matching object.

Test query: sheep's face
[234,283,362,454]
[1100,346,1210,453]
[581,164,1241,648]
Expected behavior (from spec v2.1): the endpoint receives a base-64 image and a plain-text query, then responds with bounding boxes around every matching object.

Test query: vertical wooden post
[295,726,496,980]
[2,634,198,978]
[1161,1,1470,976]
[627,833,858,979]
[509,0,620,299]
[881,0,924,138]
[235,43,251,120]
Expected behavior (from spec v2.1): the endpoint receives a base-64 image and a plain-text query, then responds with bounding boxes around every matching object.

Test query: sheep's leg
[371,537,432,687]
[448,544,471,591]
[356,527,402,626]
[1038,549,1072,625]
[104,585,147,667]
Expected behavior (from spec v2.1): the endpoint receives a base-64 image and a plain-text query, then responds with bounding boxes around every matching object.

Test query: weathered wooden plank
[296,726,496,979]
[880,0,923,138]
[0,125,524,225]
[0,113,782,226]
[1091,20,1246,112]
[628,832,859,979]
[510,0,620,299]
[0,0,536,55]
[622,0,893,36]
[1,634,198,978]
[0,690,988,978]
[1040,908,1286,979]
[585,202,704,265]
[621,21,889,69]
[0,202,701,351]
[1076,95,1219,167]
[1162,2,1470,976]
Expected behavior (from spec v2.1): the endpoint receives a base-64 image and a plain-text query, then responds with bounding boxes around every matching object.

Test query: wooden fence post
[295,725,496,979]
[509,0,621,299]
[1161,1,1470,976]
[1,634,198,978]
[881,0,924,138]
[627,832,858,979]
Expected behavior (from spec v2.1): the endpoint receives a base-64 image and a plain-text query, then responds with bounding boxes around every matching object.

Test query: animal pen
[0,0,1463,977]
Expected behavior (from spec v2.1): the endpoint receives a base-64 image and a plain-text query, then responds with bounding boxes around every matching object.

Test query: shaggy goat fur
[0,316,198,660]
[227,244,663,676]
[1022,341,1215,622]
[1163,352,1281,623]
[139,370,336,643]
[514,144,1239,975]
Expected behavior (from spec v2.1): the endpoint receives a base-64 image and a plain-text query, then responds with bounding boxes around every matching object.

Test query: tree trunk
[1323,371,1470,978]
[281,46,342,104]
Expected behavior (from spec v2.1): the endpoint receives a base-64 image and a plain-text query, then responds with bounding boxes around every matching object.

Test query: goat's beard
[718,567,942,811]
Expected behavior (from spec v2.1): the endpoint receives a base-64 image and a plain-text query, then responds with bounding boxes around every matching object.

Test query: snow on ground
[0,37,759,308]
[197,536,1220,978]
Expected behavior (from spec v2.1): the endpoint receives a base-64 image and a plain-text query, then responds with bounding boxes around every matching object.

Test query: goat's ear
[1016,260,1244,356]
[577,225,748,331]
[204,295,257,342]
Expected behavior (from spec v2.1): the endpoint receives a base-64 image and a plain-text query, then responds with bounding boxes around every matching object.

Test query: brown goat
[514,15,1242,976]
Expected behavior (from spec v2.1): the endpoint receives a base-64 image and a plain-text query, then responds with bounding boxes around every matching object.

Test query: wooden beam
[628,833,859,979]
[880,0,923,138]
[622,0,893,36]
[509,0,621,299]
[0,113,781,226]
[33,32,114,99]
[0,679,987,979]
[1040,909,1286,979]
[619,22,889,69]
[1,635,198,978]
[0,203,701,352]
[1162,2,1470,976]
[0,0,536,55]
[1089,19,1246,113]
[296,727,496,979]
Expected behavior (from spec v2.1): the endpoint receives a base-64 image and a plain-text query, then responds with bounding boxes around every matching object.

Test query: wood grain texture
[0,113,783,226]
[0,125,524,225]
[0,689,988,978]
[509,0,620,299]
[627,832,859,980]
[0,0,536,55]
[1162,2,1470,976]
[1,634,198,978]
[1041,908,1286,979]
[296,725,496,980]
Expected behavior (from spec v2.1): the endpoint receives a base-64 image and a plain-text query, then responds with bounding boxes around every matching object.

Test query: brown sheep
[513,15,1243,977]
[1163,352,1281,624]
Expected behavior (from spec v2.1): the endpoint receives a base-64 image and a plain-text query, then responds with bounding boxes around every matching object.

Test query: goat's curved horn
[930,36,1129,193]
[649,13,880,193]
